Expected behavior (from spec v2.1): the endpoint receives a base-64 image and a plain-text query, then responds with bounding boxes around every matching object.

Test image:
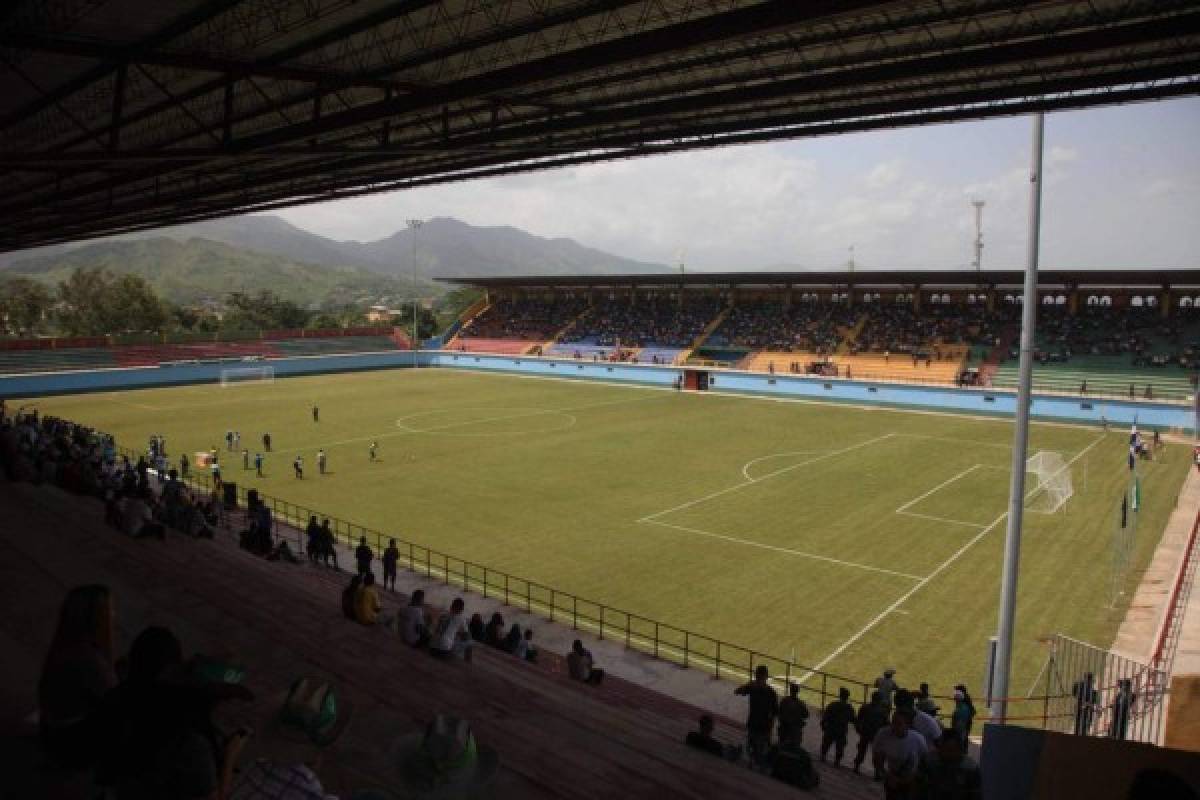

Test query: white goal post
[1025,450,1074,513]
[220,366,275,387]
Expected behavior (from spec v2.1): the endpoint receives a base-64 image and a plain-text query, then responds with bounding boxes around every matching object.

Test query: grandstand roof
[2,1,1198,254]
[440,269,1200,290]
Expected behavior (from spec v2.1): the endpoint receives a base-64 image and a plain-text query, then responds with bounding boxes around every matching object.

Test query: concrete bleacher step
[1,482,879,799]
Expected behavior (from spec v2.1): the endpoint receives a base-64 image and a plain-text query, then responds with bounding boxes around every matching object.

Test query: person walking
[854,690,888,775]
[820,687,856,767]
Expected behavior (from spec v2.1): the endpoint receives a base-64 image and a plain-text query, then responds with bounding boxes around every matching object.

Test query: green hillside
[1,236,438,309]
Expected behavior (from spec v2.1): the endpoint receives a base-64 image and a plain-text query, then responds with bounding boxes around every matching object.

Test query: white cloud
[270,99,1200,271]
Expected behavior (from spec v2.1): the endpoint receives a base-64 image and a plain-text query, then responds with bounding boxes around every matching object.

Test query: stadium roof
[439,269,1200,290]
[2,1,1199,254]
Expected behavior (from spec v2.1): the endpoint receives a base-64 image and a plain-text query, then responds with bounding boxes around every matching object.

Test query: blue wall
[429,352,1195,430]
[2,348,1193,430]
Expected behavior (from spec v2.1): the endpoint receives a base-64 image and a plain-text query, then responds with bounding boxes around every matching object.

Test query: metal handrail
[114,439,1087,725]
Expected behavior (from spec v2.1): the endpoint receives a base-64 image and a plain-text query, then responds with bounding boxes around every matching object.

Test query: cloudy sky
[271,96,1200,272]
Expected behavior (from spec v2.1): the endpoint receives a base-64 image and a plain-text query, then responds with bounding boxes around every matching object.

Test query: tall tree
[222,289,309,330]
[55,267,169,335]
[0,277,54,336]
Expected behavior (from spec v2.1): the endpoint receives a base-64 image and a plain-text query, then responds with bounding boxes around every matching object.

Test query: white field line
[896,510,988,530]
[639,433,896,523]
[796,434,1107,684]
[892,432,1014,450]
[740,451,821,481]
[642,518,923,581]
[308,394,660,451]
[895,464,982,514]
[442,363,1115,434]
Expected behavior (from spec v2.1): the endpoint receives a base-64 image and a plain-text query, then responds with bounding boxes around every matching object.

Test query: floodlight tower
[407,218,422,357]
[971,200,986,274]
[846,244,856,274]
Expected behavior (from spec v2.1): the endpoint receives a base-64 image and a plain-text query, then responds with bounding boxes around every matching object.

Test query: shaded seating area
[0,479,842,800]
[448,337,541,355]
[0,335,403,376]
[0,347,119,374]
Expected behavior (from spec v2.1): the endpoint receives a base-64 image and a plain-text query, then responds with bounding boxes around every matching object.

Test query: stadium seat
[0,481,856,799]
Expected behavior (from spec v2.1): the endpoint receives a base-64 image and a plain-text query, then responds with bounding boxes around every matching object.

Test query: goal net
[1026,450,1073,513]
[220,366,275,387]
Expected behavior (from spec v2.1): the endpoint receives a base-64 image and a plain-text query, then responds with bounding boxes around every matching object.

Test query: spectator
[502,623,522,654]
[319,519,337,568]
[685,714,725,758]
[123,490,164,540]
[341,575,362,620]
[735,665,778,769]
[468,613,485,643]
[920,730,982,800]
[431,598,473,661]
[567,639,604,686]
[854,691,889,776]
[950,685,976,747]
[873,711,928,800]
[305,516,321,563]
[98,626,253,800]
[354,572,387,626]
[355,536,373,577]
[874,667,898,710]
[514,628,537,663]
[896,688,943,747]
[484,612,506,649]
[777,681,809,749]
[820,687,856,766]
[1073,672,1099,735]
[399,590,431,648]
[38,584,117,769]
[382,538,399,590]
[916,683,940,716]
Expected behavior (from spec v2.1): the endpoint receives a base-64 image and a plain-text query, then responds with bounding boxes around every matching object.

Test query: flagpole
[991,112,1045,723]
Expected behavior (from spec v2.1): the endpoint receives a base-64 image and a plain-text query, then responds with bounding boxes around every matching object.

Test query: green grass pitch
[15,367,1187,701]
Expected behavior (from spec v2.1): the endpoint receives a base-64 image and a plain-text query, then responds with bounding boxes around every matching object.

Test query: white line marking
[797,434,1106,683]
[642,518,923,581]
[311,394,656,450]
[442,363,1118,434]
[896,510,988,529]
[639,433,895,522]
[741,451,821,481]
[892,433,1013,449]
[895,464,982,514]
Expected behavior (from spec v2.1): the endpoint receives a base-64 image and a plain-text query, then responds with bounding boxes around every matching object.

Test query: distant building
[365,304,406,323]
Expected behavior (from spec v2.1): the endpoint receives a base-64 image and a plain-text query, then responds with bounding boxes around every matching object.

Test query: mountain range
[0,215,668,308]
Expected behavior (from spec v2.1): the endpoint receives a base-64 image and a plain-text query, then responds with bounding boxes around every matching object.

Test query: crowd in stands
[459,295,588,340]
[1026,306,1200,369]
[561,295,724,348]
[851,304,992,359]
[712,301,856,353]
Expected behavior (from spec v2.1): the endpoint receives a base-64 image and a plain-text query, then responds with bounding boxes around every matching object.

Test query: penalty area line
[796,434,1105,684]
[639,433,895,523]
[640,518,923,581]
